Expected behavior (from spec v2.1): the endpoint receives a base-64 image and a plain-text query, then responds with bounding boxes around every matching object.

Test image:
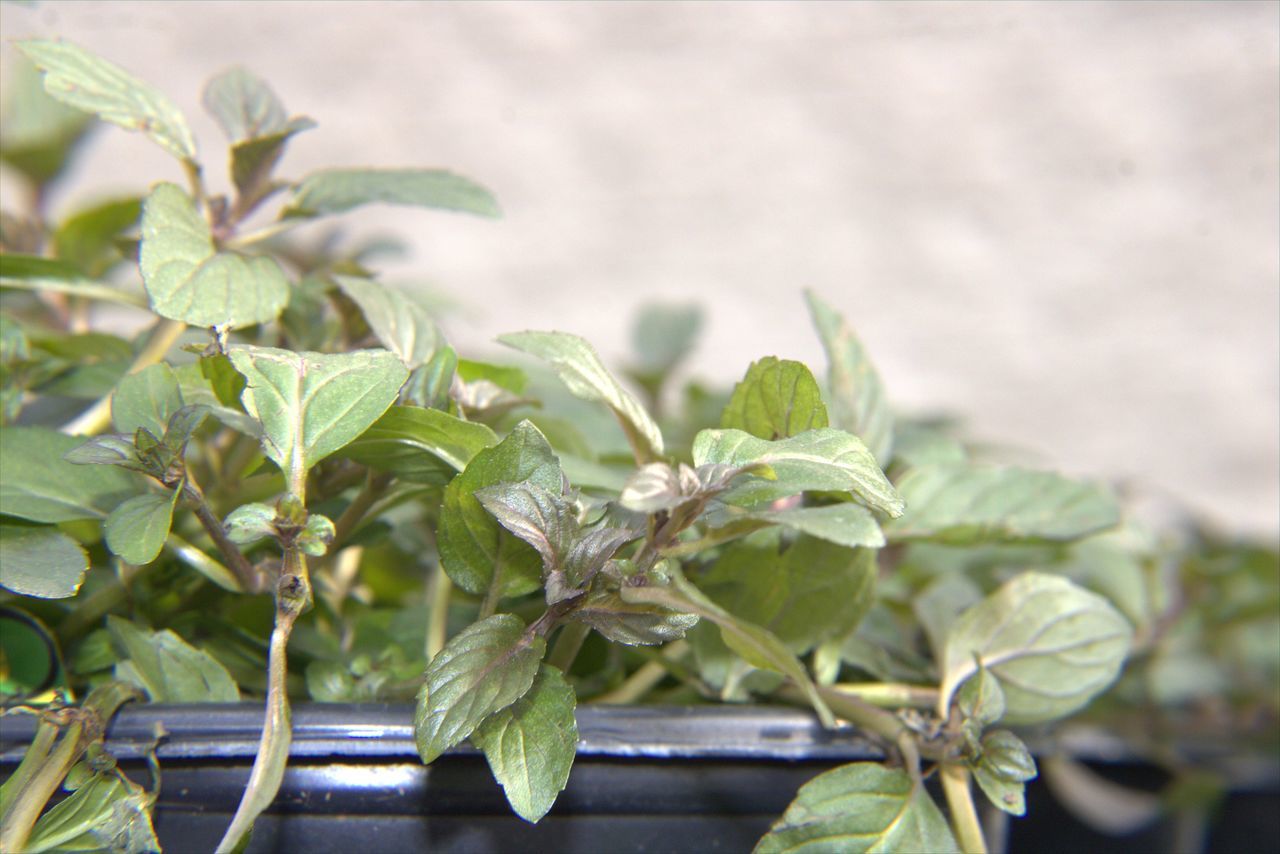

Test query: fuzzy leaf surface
[721,356,829,440]
[756,762,958,853]
[415,614,545,764]
[472,664,578,823]
[939,572,1132,724]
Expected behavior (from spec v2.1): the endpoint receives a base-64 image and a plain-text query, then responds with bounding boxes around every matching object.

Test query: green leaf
[570,589,699,646]
[63,433,145,472]
[1,426,136,522]
[0,524,89,598]
[956,665,1006,729]
[621,564,834,727]
[104,490,179,565]
[693,428,903,517]
[285,168,500,218]
[111,362,183,436]
[341,405,497,484]
[939,572,1132,724]
[472,664,578,823]
[23,770,159,854]
[721,357,829,440]
[402,345,458,409]
[415,613,545,764]
[912,573,984,663]
[437,421,563,598]
[697,534,878,655]
[139,183,290,328]
[53,197,142,277]
[0,253,147,308]
[755,762,959,853]
[885,463,1121,545]
[17,39,196,161]
[972,765,1027,818]
[973,730,1037,817]
[229,118,314,202]
[805,291,894,465]
[499,330,664,464]
[334,275,440,368]
[228,346,409,489]
[456,358,527,393]
[618,462,701,514]
[706,502,886,550]
[107,615,240,701]
[629,302,702,377]
[224,501,276,547]
[202,66,289,142]
[0,55,94,186]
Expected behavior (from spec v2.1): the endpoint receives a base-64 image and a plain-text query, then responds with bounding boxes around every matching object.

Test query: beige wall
[2,2,1276,536]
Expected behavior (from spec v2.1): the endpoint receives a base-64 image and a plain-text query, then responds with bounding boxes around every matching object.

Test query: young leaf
[17,39,197,161]
[139,183,290,328]
[228,346,409,489]
[107,615,241,702]
[499,330,664,464]
[805,291,895,465]
[973,730,1038,816]
[939,573,1133,724]
[705,502,886,550]
[104,489,180,566]
[111,362,184,437]
[415,614,546,764]
[621,564,834,727]
[284,168,500,218]
[885,463,1121,545]
[402,345,458,409]
[1,427,136,522]
[341,405,497,484]
[437,421,563,598]
[229,118,315,204]
[956,665,1006,729]
[472,664,578,823]
[755,762,959,853]
[476,482,578,576]
[570,589,699,646]
[334,274,440,368]
[693,428,903,518]
[721,356,829,440]
[619,462,701,514]
[202,66,289,142]
[63,433,145,472]
[0,524,89,599]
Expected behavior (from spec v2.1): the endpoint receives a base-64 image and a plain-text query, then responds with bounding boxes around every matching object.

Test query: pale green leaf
[472,664,578,823]
[415,613,545,764]
[693,428,903,517]
[334,274,440,368]
[111,362,183,437]
[885,463,1121,545]
[202,66,288,142]
[23,771,159,854]
[0,55,94,185]
[627,302,702,386]
[500,330,664,463]
[340,404,497,484]
[913,573,984,663]
[228,346,409,488]
[0,524,89,599]
[939,573,1132,724]
[285,168,500,218]
[973,729,1037,816]
[104,490,179,565]
[1,426,136,522]
[437,421,563,598]
[139,182,290,327]
[706,502,885,550]
[806,291,894,465]
[17,39,196,161]
[755,762,959,853]
[721,356,829,440]
[0,253,147,308]
[973,764,1027,817]
[107,615,240,702]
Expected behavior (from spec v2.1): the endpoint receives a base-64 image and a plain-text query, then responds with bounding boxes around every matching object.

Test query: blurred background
[1,1,1276,537]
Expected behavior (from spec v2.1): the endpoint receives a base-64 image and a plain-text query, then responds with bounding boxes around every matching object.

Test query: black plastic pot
[2,704,1276,853]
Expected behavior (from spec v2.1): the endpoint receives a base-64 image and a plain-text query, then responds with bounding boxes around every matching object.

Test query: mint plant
[2,40,1276,854]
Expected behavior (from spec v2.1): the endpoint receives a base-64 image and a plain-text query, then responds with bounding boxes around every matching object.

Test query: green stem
[831,682,939,709]
[0,720,84,852]
[184,479,259,593]
[331,472,393,549]
[60,318,187,436]
[593,640,690,704]
[546,622,591,673]
[226,220,300,250]
[0,717,58,818]
[477,571,503,621]
[425,562,451,662]
[941,763,989,854]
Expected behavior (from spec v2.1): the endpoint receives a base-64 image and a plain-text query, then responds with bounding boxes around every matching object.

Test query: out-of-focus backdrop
[1,1,1276,537]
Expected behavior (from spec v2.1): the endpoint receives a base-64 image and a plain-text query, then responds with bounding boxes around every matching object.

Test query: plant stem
[331,471,393,549]
[226,220,299,250]
[424,562,452,661]
[0,717,57,818]
[831,682,939,709]
[184,479,260,593]
[477,571,503,621]
[546,622,591,673]
[216,555,307,853]
[593,640,690,704]
[60,318,187,436]
[941,763,989,854]
[0,720,84,852]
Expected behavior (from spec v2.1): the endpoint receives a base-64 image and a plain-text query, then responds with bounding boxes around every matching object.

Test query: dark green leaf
[402,345,457,409]
[806,291,894,465]
[755,762,959,853]
[229,118,315,204]
[472,664,578,823]
[285,168,500,218]
[939,572,1132,724]
[885,463,1121,545]
[140,183,291,327]
[1,426,136,522]
[199,352,247,408]
[228,346,409,488]
[53,197,142,277]
[17,39,196,161]
[721,356,829,440]
[104,490,179,565]
[341,404,497,484]
[415,613,545,764]
[570,588,699,646]
[334,274,440,368]
[111,361,183,436]
[499,330,664,463]
[476,482,577,576]
[438,421,562,598]
[0,55,94,185]
[0,524,89,598]
[107,615,240,701]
